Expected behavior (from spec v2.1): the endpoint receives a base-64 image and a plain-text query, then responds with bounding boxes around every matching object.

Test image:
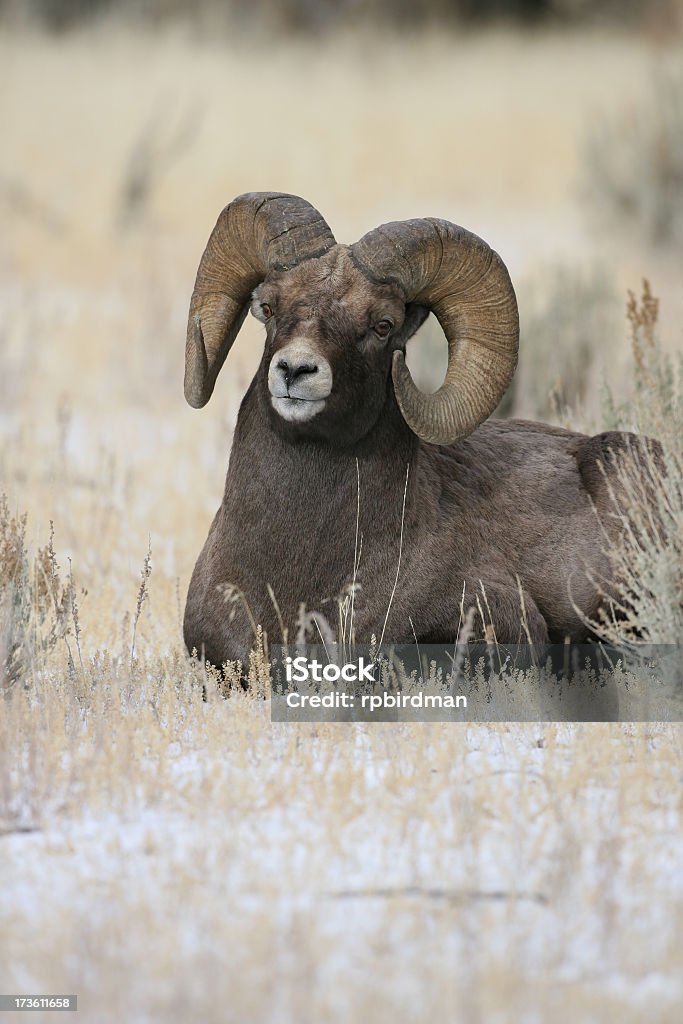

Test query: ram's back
[419,419,662,636]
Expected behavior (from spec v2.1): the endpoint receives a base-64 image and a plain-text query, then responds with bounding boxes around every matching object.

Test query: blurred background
[2,0,682,33]
[1,0,682,641]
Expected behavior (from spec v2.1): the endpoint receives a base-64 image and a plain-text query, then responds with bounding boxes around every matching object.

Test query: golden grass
[1,24,682,1023]
[2,655,682,1022]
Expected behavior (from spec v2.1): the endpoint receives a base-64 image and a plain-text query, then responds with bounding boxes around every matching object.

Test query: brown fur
[183,249,657,665]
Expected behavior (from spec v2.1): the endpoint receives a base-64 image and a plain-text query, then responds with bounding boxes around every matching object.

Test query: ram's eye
[261,303,273,319]
[373,319,393,339]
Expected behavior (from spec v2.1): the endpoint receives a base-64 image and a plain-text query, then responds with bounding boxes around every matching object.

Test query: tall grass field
[1,21,682,1023]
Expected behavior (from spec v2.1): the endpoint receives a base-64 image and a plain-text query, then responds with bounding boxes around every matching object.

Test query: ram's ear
[395,304,430,347]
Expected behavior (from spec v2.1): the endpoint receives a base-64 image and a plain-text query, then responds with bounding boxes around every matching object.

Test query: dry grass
[584,67,683,244]
[500,264,619,422]
[1,24,682,1024]
[2,673,682,1022]
[587,282,683,653]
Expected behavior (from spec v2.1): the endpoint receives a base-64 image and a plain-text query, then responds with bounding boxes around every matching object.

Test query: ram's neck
[217,378,421,618]
[226,379,419,504]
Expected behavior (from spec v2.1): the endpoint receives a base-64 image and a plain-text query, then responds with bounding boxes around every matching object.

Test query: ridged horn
[351,219,518,445]
[185,192,336,408]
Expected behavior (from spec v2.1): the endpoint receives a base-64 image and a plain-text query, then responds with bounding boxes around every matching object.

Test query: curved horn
[351,219,518,444]
[185,192,336,408]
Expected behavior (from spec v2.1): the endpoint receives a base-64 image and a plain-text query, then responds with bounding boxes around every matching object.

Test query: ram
[182,192,655,667]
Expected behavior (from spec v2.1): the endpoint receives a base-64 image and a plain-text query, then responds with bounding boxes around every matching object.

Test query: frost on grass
[1,659,682,1023]
[0,30,682,1019]
[0,495,681,1021]
[594,282,683,653]
[1,278,682,1020]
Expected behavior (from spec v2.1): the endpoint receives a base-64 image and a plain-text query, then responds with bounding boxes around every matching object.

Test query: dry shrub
[603,279,683,448]
[591,282,683,651]
[0,497,72,688]
[584,68,683,245]
[500,265,618,422]
[591,444,682,652]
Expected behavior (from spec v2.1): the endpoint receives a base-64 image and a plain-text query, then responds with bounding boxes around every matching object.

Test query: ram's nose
[276,357,319,390]
[268,344,333,411]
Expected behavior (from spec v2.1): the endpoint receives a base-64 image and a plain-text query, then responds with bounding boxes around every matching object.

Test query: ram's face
[251,247,428,445]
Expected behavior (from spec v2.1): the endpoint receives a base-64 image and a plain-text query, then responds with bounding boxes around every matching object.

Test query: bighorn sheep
[183,192,651,667]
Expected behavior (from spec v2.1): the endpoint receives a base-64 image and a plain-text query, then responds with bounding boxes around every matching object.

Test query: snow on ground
[2,707,681,1023]
[1,23,682,1023]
